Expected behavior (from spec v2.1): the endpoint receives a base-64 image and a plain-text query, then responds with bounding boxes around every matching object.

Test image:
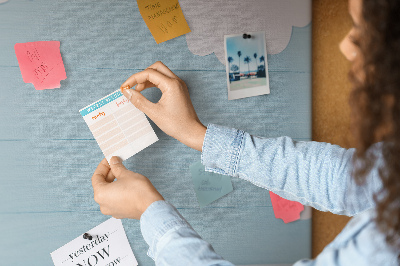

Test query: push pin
[243,33,251,39]
[120,85,130,92]
[83,233,94,240]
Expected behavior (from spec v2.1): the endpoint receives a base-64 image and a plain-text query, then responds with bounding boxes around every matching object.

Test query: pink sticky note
[269,191,304,223]
[14,41,67,90]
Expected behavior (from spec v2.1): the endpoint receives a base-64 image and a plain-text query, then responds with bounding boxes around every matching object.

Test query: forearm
[140,200,234,265]
[201,124,380,216]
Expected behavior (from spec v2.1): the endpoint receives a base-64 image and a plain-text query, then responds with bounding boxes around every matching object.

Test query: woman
[91,0,400,264]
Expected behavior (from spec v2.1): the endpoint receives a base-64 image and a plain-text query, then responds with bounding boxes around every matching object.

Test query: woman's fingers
[135,81,156,92]
[119,61,205,151]
[91,159,110,191]
[147,61,178,79]
[120,67,179,116]
[121,89,159,119]
[133,61,179,91]
[105,168,116,183]
[120,68,174,93]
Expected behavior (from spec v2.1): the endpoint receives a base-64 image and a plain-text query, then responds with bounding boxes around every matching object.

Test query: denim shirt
[140,124,399,265]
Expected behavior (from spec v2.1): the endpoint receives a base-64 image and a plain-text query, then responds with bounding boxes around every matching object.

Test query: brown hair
[350,0,400,251]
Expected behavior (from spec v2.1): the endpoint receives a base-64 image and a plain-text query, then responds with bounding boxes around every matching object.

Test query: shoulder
[321,210,399,265]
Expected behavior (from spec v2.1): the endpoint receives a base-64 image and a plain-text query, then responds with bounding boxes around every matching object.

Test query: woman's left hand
[91,157,164,219]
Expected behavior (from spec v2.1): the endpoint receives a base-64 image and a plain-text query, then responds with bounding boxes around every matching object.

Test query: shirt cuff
[201,124,245,176]
[140,200,191,260]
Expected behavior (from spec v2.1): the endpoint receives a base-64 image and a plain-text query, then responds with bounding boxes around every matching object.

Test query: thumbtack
[83,233,94,240]
[120,85,130,93]
[243,33,251,39]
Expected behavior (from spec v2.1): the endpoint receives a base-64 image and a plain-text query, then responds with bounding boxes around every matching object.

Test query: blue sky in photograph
[226,32,267,73]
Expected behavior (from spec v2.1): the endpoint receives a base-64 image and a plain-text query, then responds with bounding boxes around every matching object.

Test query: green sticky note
[189,161,233,207]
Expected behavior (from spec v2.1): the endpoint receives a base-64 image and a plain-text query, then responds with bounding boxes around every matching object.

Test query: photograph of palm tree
[224,31,270,100]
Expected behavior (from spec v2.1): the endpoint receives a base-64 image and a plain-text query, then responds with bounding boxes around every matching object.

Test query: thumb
[109,156,129,177]
[92,158,111,189]
[122,88,154,115]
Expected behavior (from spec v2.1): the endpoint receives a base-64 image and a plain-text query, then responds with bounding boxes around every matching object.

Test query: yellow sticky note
[137,0,191,44]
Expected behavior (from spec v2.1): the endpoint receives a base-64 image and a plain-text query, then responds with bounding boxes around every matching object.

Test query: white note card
[51,218,138,266]
[79,89,158,162]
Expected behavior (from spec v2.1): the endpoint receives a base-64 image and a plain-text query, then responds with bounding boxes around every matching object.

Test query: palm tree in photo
[258,55,266,77]
[237,51,242,78]
[231,64,239,73]
[230,64,239,83]
[227,56,234,83]
[227,56,233,74]
[244,56,251,78]
[253,53,258,74]
[260,55,265,71]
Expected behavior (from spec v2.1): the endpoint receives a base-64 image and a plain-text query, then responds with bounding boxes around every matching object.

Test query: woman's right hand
[120,61,207,152]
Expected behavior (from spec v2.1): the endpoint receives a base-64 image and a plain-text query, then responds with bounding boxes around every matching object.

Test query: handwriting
[25,48,52,82]
[201,179,210,186]
[158,16,178,34]
[116,98,129,108]
[92,112,105,120]
[147,3,180,20]
[145,2,160,10]
[26,48,40,62]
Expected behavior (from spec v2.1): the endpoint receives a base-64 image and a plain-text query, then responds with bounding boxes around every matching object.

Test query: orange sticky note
[137,0,191,44]
[269,191,304,224]
[14,41,67,90]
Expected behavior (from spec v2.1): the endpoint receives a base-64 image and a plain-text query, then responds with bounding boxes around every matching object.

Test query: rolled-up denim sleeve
[140,200,234,265]
[201,124,382,216]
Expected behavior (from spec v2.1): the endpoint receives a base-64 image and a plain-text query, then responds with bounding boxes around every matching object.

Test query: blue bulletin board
[0,0,311,265]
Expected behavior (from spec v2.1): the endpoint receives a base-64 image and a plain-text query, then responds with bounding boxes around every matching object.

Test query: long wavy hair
[350,0,400,252]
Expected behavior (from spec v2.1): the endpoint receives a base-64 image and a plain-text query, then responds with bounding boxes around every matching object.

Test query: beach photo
[224,31,270,100]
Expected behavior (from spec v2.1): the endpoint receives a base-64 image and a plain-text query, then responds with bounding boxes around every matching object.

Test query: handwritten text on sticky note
[269,191,304,224]
[190,162,233,207]
[14,41,67,90]
[137,0,191,44]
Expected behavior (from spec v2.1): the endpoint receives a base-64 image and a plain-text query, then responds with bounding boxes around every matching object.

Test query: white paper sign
[79,89,158,163]
[51,218,138,266]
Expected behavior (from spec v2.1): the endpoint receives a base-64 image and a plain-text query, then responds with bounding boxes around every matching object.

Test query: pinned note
[190,162,233,207]
[14,41,67,90]
[79,89,158,162]
[51,218,138,266]
[269,191,304,224]
[136,0,191,44]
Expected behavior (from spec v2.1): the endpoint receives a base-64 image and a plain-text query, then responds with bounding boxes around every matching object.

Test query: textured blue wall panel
[0,0,311,265]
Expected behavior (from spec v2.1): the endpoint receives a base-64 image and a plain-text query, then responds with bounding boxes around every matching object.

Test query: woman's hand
[120,61,206,152]
[91,157,164,220]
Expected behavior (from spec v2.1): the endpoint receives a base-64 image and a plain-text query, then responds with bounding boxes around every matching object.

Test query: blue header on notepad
[80,91,123,117]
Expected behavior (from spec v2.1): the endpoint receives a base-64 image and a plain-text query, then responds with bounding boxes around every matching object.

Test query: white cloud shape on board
[180,0,311,64]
